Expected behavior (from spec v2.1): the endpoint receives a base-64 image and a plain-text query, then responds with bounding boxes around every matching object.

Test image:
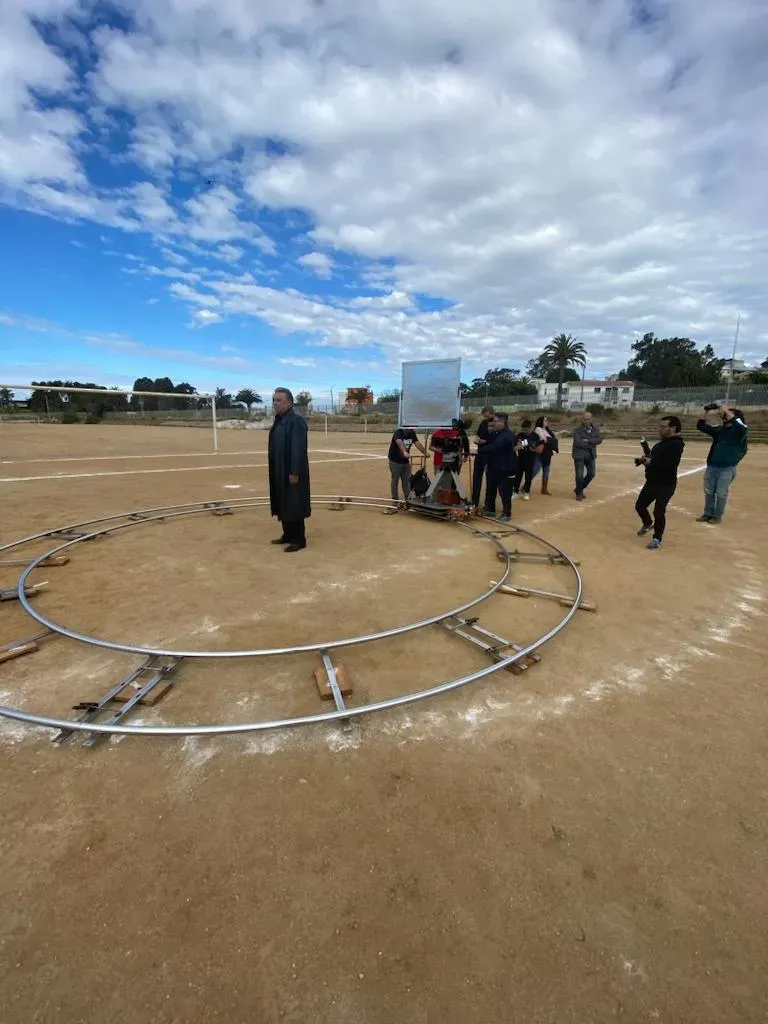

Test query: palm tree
[543,334,587,409]
[235,388,262,416]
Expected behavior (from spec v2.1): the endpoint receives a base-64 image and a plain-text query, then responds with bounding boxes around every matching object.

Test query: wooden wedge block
[112,680,175,706]
[557,597,597,612]
[314,662,353,701]
[0,641,39,664]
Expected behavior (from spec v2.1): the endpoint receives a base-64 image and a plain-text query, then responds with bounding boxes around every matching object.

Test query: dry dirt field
[1,424,767,1024]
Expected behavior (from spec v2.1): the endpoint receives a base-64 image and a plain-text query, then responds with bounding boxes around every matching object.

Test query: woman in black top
[531,415,559,495]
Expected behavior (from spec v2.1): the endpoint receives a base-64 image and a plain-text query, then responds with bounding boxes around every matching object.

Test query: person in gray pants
[387,426,426,502]
[572,411,603,500]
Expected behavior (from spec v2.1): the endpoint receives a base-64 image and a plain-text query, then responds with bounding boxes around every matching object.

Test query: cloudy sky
[1,0,766,400]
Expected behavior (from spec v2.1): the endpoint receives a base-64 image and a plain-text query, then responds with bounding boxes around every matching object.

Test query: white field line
[527,464,706,527]
[0,446,381,466]
[0,454,380,484]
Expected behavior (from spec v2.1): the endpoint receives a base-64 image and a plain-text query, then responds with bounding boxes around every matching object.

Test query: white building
[720,358,755,382]
[533,379,635,408]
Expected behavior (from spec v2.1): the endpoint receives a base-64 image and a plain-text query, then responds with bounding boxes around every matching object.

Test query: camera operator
[696,404,748,524]
[481,413,519,522]
[430,419,470,473]
[471,406,495,511]
[634,416,685,550]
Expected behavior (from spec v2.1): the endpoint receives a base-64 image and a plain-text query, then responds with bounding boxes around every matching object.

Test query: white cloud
[278,357,316,367]
[190,308,223,328]
[2,0,767,374]
[297,251,334,279]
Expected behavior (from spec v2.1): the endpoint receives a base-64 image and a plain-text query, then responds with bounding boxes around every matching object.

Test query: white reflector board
[399,358,462,428]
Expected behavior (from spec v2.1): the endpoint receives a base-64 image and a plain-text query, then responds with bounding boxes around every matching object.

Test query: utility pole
[724,313,741,405]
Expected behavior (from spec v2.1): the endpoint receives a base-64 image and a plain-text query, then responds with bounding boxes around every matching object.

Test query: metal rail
[14,499,514,658]
[0,497,583,739]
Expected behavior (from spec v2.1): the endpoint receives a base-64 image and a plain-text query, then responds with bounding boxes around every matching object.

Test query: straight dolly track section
[440,615,541,676]
[54,656,183,748]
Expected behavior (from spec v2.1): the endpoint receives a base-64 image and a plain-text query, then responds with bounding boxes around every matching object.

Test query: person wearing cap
[696,404,748,524]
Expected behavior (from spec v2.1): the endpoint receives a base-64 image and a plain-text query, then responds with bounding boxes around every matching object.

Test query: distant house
[533,379,635,408]
[342,387,375,412]
[721,358,755,382]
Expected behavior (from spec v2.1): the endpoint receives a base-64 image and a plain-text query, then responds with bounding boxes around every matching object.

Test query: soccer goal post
[0,382,221,453]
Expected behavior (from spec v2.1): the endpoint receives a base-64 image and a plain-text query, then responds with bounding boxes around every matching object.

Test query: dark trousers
[635,483,675,540]
[574,455,596,496]
[472,457,488,507]
[513,452,533,494]
[485,468,512,517]
[281,519,306,546]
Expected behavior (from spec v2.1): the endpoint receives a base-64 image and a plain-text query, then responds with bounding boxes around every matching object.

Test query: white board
[399,358,461,428]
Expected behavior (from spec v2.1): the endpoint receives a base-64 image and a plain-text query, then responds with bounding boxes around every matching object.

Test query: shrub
[61,411,80,424]
[585,403,605,416]
[84,413,102,424]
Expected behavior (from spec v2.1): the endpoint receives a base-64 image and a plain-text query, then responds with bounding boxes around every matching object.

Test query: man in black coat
[268,388,311,552]
[481,413,519,522]
[635,415,685,550]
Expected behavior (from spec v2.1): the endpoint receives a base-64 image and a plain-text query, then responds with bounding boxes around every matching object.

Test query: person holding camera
[481,413,519,522]
[387,426,426,503]
[634,416,685,550]
[696,404,748,524]
[572,411,603,500]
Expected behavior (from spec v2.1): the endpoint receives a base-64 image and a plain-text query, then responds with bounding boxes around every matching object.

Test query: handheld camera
[634,437,652,467]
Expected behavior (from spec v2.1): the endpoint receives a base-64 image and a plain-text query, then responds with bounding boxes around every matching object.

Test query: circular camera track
[0,496,583,740]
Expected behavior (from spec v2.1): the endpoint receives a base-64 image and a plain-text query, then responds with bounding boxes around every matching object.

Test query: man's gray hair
[274,387,294,404]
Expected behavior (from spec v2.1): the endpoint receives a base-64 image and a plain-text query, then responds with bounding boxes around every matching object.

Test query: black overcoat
[268,409,311,521]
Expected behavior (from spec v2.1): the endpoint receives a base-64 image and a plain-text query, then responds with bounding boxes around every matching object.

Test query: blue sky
[2,0,767,402]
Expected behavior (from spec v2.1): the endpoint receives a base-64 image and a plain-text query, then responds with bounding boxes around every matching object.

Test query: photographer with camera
[481,413,520,522]
[512,418,535,501]
[634,416,685,550]
[696,404,748,524]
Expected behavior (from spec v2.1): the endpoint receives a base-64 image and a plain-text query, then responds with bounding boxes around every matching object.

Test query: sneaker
[496,514,511,523]
[521,493,530,502]
[647,538,662,550]
[696,515,711,523]
[637,525,652,536]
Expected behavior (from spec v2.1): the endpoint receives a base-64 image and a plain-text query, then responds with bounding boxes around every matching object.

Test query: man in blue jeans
[696,405,748,523]
[572,411,603,500]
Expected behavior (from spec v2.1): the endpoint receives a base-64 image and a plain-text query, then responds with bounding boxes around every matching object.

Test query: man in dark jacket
[482,413,519,522]
[268,388,311,552]
[470,406,495,511]
[572,411,603,500]
[696,405,748,524]
[635,416,685,549]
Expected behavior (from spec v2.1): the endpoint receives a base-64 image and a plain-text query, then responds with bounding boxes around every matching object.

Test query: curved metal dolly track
[0,496,583,738]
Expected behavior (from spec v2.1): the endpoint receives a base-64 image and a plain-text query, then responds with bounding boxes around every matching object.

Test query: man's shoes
[696,515,711,523]
[284,543,306,553]
[575,492,584,501]
[637,525,652,536]
[483,507,495,517]
[710,517,722,524]
[521,492,530,502]
[271,537,288,544]
[647,538,662,550]
[496,514,511,523]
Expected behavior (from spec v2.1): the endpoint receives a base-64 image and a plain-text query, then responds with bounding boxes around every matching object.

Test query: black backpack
[410,468,430,496]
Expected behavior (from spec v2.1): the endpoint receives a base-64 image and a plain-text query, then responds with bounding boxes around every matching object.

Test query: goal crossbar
[0,383,216,399]
[1,382,221,453]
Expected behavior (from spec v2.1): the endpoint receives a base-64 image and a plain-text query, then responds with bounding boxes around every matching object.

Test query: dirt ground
[1,424,767,1024]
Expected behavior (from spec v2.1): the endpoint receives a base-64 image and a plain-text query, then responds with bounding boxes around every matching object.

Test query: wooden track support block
[0,641,40,664]
[314,662,353,701]
[112,680,175,706]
